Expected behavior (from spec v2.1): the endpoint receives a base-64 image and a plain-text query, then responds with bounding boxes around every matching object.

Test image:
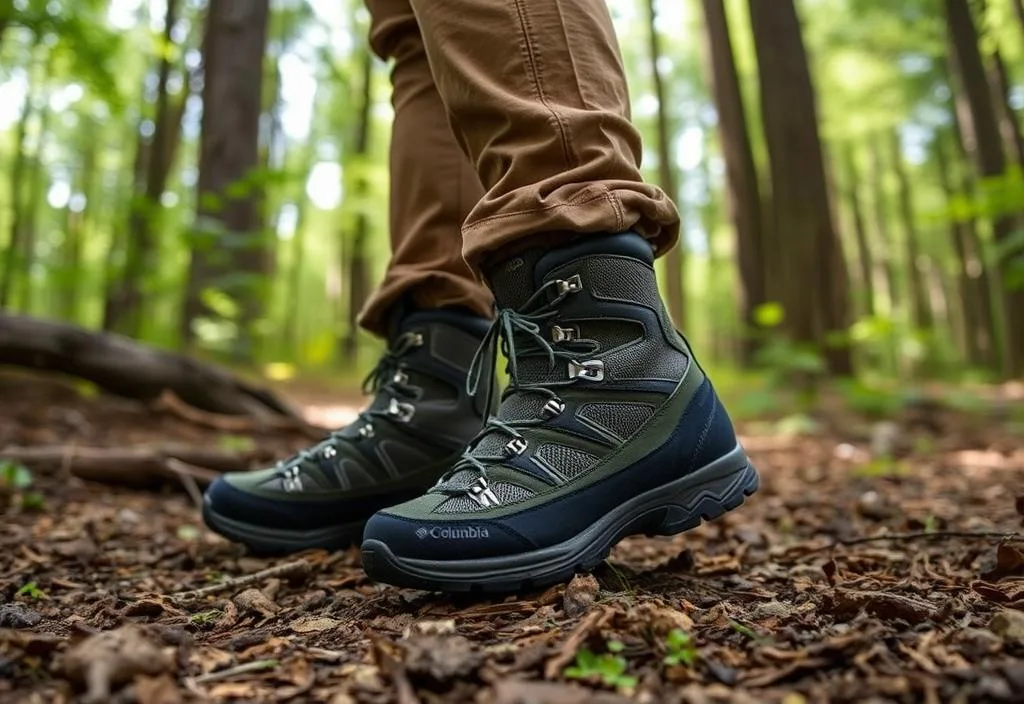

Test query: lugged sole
[202,501,366,556]
[360,447,759,593]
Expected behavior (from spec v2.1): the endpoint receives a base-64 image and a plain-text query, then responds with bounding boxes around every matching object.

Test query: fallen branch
[170,559,310,603]
[0,313,303,419]
[153,389,330,441]
[192,659,279,684]
[0,444,258,489]
[797,530,1024,556]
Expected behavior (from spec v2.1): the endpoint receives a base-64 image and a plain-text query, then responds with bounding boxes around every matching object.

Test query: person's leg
[201,1,498,554]
[360,0,758,592]
[357,0,492,336]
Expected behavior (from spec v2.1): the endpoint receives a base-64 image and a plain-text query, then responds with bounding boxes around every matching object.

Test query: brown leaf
[562,573,599,618]
[232,588,278,619]
[290,617,341,634]
[493,679,631,704]
[832,588,940,624]
[60,625,176,704]
[402,634,482,682]
[989,609,1024,643]
[980,544,1024,582]
[134,674,182,704]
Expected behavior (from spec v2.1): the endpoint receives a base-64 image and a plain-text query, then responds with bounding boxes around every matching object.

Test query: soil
[1,370,1023,704]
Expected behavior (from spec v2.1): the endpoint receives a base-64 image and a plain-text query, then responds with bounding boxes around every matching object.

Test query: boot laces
[435,277,599,498]
[274,331,424,481]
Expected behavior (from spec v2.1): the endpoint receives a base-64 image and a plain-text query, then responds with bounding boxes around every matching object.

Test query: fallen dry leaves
[2,372,1024,702]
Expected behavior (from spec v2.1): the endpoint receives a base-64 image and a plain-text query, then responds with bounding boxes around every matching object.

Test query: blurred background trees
[2,0,1023,392]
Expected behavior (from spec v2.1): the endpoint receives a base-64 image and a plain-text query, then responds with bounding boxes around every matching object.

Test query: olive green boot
[202,309,495,554]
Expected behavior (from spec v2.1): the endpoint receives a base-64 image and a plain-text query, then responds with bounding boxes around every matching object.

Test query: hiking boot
[202,309,496,555]
[360,232,759,592]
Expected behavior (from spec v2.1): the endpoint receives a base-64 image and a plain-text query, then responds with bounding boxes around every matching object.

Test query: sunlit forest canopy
[1,0,1023,387]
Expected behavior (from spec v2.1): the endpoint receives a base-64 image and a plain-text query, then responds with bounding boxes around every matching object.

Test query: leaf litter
[1,371,1024,702]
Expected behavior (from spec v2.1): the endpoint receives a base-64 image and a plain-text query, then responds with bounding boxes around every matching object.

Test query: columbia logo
[414,526,491,540]
[415,527,429,539]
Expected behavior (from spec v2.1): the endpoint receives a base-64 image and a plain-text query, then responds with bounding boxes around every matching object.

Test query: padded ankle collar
[536,232,655,284]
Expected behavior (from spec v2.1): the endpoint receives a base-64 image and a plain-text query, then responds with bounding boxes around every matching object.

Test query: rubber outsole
[202,500,366,555]
[360,448,759,593]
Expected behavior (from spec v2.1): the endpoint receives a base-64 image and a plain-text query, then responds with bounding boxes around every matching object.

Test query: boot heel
[650,463,760,536]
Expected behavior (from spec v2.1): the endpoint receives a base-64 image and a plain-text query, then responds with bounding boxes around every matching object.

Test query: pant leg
[403,0,681,274]
[358,0,494,337]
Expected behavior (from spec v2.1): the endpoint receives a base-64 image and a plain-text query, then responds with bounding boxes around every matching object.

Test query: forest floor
[1,370,1023,704]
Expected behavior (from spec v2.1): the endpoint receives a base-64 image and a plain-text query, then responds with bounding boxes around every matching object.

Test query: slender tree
[841,143,875,317]
[182,0,271,357]
[890,129,933,333]
[644,0,685,328]
[945,0,1024,376]
[700,0,766,363]
[748,0,853,375]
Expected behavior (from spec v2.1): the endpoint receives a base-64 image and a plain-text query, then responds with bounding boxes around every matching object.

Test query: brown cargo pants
[358,0,681,336]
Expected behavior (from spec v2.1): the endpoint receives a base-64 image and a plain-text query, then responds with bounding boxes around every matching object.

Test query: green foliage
[0,460,45,511]
[662,629,699,667]
[16,582,47,600]
[564,640,637,690]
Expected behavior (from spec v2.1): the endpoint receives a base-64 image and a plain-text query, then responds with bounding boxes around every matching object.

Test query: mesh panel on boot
[434,482,535,513]
[535,444,597,480]
[577,402,655,440]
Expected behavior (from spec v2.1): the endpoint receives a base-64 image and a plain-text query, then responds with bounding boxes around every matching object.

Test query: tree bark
[646,0,685,329]
[890,129,933,332]
[748,0,852,376]
[841,143,875,317]
[0,313,304,419]
[0,57,37,310]
[867,138,900,316]
[107,0,182,337]
[183,0,270,358]
[343,48,375,364]
[19,99,52,314]
[700,0,765,363]
[945,0,1024,377]
[988,48,1024,168]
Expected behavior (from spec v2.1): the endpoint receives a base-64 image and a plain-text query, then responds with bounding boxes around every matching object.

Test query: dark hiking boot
[360,232,759,592]
[202,309,496,555]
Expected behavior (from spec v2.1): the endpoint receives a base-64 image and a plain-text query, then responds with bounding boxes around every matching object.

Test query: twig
[154,389,330,440]
[170,559,310,603]
[192,659,279,684]
[165,458,205,510]
[800,530,1024,555]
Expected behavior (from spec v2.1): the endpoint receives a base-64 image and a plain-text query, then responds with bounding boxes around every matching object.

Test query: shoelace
[275,331,424,478]
[434,278,598,496]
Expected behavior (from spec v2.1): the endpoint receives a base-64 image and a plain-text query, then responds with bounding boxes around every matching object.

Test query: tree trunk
[1014,0,1024,38]
[841,143,875,317]
[890,129,933,332]
[0,64,37,309]
[108,0,182,337]
[343,48,375,364]
[748,0,852,376]
[103,122,149,331]
[988,48,1024,168]
[645,0,685,329]
[700,0,765,363]
[945,0,1024,377]
[867,138,900,317]
[19,100,52,314]
[58,127,98,322]
[183,0,270,358]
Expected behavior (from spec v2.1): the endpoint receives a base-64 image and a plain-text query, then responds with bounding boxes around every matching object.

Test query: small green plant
[662,628,698,667]
[564,640,636,689]
[0,461,45,511]
[218,435,256,452]
[853,456,911,478]
[728,620,773,644]
[190,609,222,625]
[16,582,46,600]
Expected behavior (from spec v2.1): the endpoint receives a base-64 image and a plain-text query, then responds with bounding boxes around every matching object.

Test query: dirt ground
[1,370,1023,704]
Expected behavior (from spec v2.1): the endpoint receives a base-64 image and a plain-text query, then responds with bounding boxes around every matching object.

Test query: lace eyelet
[410,332,425,347]
[322,446,337,459]
[551,324,578,343]
[568,359,604,381]
[467,476,500,507]
[358,424,375,439]
[393,369,409,385]
[505,437,528,456]
[555,274,583,295]
[542,398,565,418]
[282,466,304,492]
[388,398,416,422]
